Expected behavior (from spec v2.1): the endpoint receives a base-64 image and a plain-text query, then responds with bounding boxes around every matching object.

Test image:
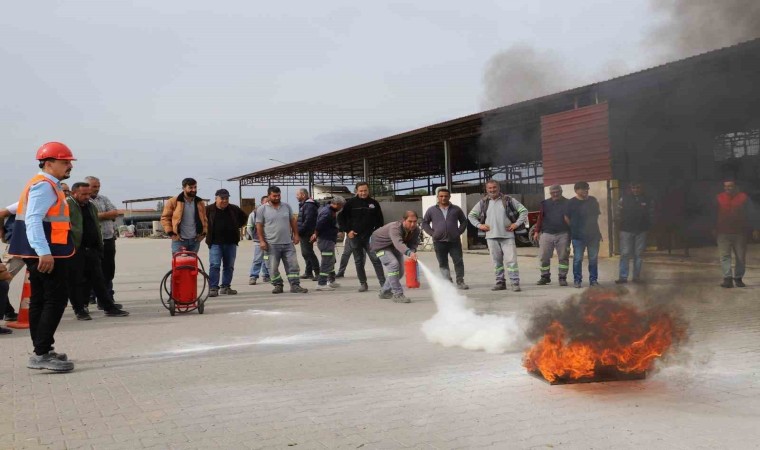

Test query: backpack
[477,195,527,234]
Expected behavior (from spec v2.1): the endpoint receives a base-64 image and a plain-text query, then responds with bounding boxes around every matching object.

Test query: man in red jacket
[715,180,760,288]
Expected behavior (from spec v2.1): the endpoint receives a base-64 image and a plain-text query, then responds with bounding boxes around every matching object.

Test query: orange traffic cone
[7,270,31,329]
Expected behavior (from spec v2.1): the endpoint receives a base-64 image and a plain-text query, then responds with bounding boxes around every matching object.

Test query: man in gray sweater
[370,211,421,303]
[422,187,469,289]
[468,180,528,292]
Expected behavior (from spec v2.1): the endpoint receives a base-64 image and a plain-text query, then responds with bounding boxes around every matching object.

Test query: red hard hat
[36,142,76,161]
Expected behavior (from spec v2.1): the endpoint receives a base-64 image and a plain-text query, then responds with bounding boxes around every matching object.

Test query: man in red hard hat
[8,142,77,372]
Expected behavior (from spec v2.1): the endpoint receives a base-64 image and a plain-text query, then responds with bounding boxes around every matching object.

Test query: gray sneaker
[328,281,341,288]
[378,290,393,299]
[209,288,219,297]
[456,281,469,290]
[249,277,257,285]
[315,284,335,291]
[290,285,308,294]
[392,293,411,303]
[358,283,369,293]
[28,353,74,372]
[511,284,522,292]
[219,286,237,295]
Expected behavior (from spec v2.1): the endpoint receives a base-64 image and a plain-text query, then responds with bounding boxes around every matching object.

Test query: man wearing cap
[205,188,247,297]
[161,178,208,254]
[8,142,77,372]
[533,185,571,286]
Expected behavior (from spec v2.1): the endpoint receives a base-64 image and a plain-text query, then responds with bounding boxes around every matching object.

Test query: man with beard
[161,178,208,254]
[255,186,308,294]
[565,181,602,288]
[66,182,129,319]
[422,187,469,289]
[313,195,346,291]
[85,176,119,303]
[533,185,571,286]
[8,142,77,372]
[371,211,421,303]
[468,180,529,292]
[338,181,386,292]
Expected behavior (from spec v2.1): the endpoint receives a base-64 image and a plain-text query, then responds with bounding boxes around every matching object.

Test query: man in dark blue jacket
[297,189,320,280]
[338,182,386,292]
[422,187,469,289]
[312,196,346,291]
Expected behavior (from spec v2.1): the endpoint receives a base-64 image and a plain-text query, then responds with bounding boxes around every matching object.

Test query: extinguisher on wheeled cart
[160,248,210,316]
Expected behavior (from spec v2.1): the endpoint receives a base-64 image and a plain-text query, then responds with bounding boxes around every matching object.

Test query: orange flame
[524,289,682,382]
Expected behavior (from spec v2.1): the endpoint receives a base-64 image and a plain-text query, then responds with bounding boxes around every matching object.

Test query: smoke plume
[419,262,523,354]
[649,0,760,59]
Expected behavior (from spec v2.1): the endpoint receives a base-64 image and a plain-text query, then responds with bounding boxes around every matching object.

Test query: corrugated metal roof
[541,103,612,185]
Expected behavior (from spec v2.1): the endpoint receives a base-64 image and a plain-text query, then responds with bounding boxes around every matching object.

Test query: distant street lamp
[268,158,290,202]
[207,177,224,189]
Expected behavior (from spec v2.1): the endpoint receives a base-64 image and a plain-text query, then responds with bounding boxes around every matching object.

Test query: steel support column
[443,140,453,191]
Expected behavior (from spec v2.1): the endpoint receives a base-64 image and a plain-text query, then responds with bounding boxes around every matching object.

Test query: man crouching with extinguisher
[371,211,420,303]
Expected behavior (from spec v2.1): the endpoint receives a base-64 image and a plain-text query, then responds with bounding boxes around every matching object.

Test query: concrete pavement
[2,239,760,449]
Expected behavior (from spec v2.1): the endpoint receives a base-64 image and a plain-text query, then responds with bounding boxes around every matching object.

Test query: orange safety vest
[7,174,75,258]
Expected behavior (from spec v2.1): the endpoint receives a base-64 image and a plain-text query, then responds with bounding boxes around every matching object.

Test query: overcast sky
[1,1,674,207]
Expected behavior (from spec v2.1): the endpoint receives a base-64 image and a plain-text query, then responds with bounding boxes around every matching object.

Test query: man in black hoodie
[296,188,320,280]
[338,182,386,292]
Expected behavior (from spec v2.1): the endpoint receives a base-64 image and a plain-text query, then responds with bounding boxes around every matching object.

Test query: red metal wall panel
[541,103,612,186]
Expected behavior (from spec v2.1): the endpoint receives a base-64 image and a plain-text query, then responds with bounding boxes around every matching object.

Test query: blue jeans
[619,231,647,280]
[572,238,600,284]
[209,244,238,289]
[171,239,201,254]
[249,241,270,279]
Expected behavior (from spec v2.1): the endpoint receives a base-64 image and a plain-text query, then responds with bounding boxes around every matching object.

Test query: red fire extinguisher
[172,252,199,303]
[405,258,420,289]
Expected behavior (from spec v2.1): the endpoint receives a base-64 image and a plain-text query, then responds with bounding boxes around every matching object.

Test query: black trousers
[70,248,117,312]
[350,234,385,285]
[102,237,116,295]
[338,236,353,274]
[433,240,465,282]
[0,280,9,318]
[299,234,320,276]
[25,257,70,355]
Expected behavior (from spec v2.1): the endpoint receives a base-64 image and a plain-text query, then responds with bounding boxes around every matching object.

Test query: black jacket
[205,203,247,246]
[338,196,384,237]
[297,199,319,235]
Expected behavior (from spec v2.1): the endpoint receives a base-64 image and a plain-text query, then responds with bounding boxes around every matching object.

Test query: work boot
[720,277,734,288]
[4,311,18,322]
[491,282,506,291]
[104,309,129,317]
[290,285,308,294]
[456,280,469,290]
[559,278,568,287]
[300,273,312,279]
[378,290,393,299]
[27,353,74,372]
[511,283,522,292]
[574,281,582,289]
[49,348,68,361]
[272,285,284,294]
[219,287,237,295]
[97,303,122,310]
[392,293,411,303]
[358,283,369,292]
[209,288,219,297]
[590,281,599,287]
[315,284,334,291]
[734,278,746,288]
[249,277,257,285]
[614,279,628,284]
[75,310,92,321]
[536,277,551,286]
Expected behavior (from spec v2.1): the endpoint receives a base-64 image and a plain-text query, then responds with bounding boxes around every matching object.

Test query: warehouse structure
[230,38,760,254]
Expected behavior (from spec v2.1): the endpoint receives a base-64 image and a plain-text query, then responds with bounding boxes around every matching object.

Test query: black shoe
[734,278,746,288]
[4,312,18,322]
[574,281,582,289]
[358,283,369,292]
[0,327,12,335]
[720,278,734,288]
[491,283,506,291]
[290,285,308,294]
[300,273,312,279]
[536,277,551,286]
[378,290,393,299]
[456,280,469,290]
[614,279,628,284]
[272,285,284,294]
[89,297,97,305]
[97,303,122,311]
[335,272,345,278]
[559,279,568,287]
[590,281,599,287]
[104,309,129,317]
[75,311,92,321]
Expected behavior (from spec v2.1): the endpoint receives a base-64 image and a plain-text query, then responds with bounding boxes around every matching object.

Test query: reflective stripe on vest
[8,174,74,258]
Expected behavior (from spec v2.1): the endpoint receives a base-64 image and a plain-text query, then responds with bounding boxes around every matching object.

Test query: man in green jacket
[67,182,129,320]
